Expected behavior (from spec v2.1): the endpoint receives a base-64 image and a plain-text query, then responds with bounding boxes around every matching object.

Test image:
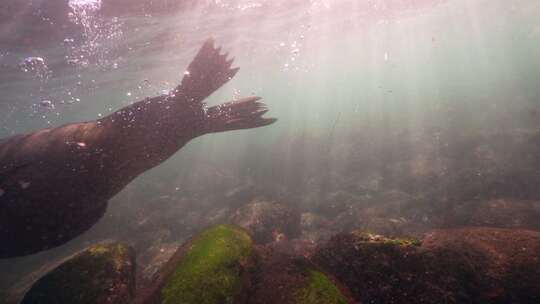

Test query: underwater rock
[312,230,478,303]
[265,238,317,258]
[315,191,360,218]
[329,190,428,238]
[100,0,196,16]
[422,227,540,303]
[313,228,540,304]
[138,241,180,281]
[301,213,332,231]
[428,167,540,204]
[378,130,540,204]
[140,224,253,304]
[299,212,336,243]
[249,248,352,304]
[21,243,136,304]
[444,198,540,231]
[229,199,301,244]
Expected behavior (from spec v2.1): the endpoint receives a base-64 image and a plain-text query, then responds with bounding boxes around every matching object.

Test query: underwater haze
[1,0,540,302]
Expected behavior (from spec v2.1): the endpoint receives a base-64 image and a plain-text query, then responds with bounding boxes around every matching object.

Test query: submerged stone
[313,228,540,304]
[141,224,253,304]
[249,248,351,304]
[422,227,540,303]
[21,243,136,304]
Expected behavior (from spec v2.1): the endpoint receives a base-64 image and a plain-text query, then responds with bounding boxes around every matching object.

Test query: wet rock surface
[422,227,540,303]
[229,200,301,244]
[21,243,136,304]
[249,248,352,304]
[313,227,540,304]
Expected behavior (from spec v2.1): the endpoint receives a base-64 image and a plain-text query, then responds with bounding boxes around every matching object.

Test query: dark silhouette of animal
[0,38,276,258]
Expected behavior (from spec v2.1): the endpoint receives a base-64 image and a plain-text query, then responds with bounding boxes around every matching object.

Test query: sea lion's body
[0,39,276,258]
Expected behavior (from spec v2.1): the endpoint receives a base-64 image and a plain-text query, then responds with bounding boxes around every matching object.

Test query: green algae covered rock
[294,270,349,304]
[142,224,253,304]
[22,243,136,304]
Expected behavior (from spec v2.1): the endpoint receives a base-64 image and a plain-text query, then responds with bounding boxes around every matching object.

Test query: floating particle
[39,100,54,109]
[19,57,45,70]
[19,181,31,189]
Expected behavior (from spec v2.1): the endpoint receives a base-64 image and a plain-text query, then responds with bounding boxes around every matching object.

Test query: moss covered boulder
[22,243,136,304]
[141,224,253,304]
[249,249,352,304]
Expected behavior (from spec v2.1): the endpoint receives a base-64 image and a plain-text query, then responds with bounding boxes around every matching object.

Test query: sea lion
[0,39,276,258]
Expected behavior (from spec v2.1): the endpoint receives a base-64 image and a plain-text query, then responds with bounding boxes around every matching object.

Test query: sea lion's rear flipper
[204,96,277,133]
[175,38,239,104]
[175,38,277,133]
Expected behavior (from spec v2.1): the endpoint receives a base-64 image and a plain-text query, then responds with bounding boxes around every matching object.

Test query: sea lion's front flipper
[175,38,239,104]
[205,96,277,133]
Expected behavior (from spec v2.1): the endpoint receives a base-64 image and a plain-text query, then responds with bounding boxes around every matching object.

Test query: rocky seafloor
[12,223,540,304]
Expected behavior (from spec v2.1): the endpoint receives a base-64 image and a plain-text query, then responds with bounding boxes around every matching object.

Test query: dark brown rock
[21,243,136,304]
[248,247,353,304]
[313,228,540,304]
[422,227,540,303]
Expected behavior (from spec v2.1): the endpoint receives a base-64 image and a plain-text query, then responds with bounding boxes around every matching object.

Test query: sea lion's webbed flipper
[204,97,277,133]
[174,39,277,133]
[174,38,239,104]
